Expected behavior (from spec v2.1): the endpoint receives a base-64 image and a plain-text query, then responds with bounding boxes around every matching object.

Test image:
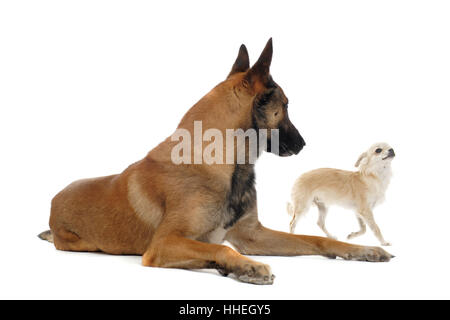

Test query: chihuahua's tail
[37,230,54,243]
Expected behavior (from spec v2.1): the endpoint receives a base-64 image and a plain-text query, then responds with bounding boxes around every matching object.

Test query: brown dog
[38,39,393,285]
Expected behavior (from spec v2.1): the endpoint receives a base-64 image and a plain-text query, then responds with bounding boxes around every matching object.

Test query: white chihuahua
[287,143,395,246]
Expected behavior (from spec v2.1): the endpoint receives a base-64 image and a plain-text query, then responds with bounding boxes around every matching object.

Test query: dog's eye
[375,148,382,153]
[274,111,279,117]
[257,90,274,107]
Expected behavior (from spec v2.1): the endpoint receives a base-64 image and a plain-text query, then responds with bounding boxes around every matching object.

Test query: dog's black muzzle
[278,122,305,157]
[383,148,395,160]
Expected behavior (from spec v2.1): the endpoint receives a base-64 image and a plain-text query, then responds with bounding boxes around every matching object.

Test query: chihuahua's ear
[245,38,273,86]
[228,44,250,78]
[355,152,368,168]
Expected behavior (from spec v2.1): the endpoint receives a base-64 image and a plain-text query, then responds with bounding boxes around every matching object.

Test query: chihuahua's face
[355,142,395,172]
[370,143,395,162]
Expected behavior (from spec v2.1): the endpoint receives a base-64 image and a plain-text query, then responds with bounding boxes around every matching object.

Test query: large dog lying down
[38,39,393,285]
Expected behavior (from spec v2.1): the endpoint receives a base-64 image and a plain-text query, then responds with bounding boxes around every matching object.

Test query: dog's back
[288,168,365,212]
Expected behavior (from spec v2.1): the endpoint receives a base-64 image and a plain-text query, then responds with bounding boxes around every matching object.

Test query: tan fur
[127,172,163,229]
[41,40,393,285]
[288,142,395,246]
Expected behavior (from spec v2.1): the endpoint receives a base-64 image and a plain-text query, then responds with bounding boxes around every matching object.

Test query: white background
[1,0,449,299]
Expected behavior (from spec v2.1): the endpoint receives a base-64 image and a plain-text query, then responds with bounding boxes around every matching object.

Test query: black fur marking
[224,164,256,229]
[254,89,275,110]
[266,76,277,89]
[251,87,305,156]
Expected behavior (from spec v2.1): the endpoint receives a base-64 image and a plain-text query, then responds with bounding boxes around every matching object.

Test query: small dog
[287,143,395,246]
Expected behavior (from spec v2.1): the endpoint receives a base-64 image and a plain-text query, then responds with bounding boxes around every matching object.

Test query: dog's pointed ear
[245,38,273,86]
[228,44,250,78]
[355,152,368,168]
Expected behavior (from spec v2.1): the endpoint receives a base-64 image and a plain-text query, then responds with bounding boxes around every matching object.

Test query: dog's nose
[388,148,395,157]
[300,135,306,147]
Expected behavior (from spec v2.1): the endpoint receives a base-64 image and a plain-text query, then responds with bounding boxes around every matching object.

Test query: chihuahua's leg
[347,215,367,240]
[359,209,391,246]
[289,213,299,234]
[289,202,309,233]
[316,202,336,240]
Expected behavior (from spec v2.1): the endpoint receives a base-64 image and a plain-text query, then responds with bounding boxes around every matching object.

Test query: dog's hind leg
[315,202,336,240]
[347,215,367,240]
[52,228,99,252]
[289,202,309,234]
[142,232,274,285]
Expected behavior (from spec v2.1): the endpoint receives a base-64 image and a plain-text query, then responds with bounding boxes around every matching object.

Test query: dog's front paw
[234,262,275,285]
[343,246,394,262]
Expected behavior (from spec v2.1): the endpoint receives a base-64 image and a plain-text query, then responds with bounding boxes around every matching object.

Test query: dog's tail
[286,202,294,216]
[38,230,54,243]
